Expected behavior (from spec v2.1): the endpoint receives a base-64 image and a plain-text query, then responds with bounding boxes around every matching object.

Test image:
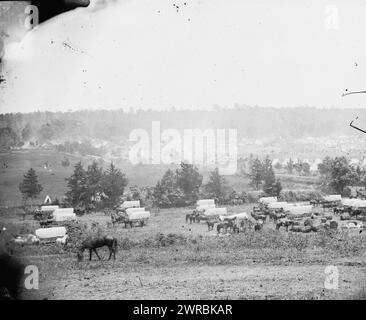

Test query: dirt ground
[8,205,365,300]
[23,256,366,300]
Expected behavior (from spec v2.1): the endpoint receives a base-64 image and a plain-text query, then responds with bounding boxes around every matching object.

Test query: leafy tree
[176,162,203,205]
[248,158,263,190]
[262,161,282,197]
[262,156,273,177]
[273,162,282,170]
[302,162,310,176]
[152,181,167,207]
[61,157,70,167]
[285,158,294,174]
[65,162,89,208]
[153,169,185,208]
[318,156,333,178]
[19,168,43,207]
[86,161,103,208]
[204,168,229,204]
[37,123,54,142]
[52,197,60,206]
[102,162,128,208]
[318,157,360,194]
[328,157,359,194]
[293,162,303,175]
[0,127,19,148]
[21,123,33,141]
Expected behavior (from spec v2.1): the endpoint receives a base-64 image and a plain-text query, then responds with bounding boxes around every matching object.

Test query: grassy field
[1,204,366,300]
[2,148,365,300]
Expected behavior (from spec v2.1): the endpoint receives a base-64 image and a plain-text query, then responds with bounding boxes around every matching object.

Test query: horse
[207,220,215,231]
[77,235,117,261]
[111,211,125,226]
[276,219,294,232]
[185,213,196,224]
[216,222,229,234]
[254,220,263,231]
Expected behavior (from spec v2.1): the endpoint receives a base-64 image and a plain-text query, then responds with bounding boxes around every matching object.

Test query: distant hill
[0,107,365,151]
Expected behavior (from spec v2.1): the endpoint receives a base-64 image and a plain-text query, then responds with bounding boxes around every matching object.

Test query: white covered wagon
[118,207,150,227]
[40,205,59,212]
[35,226,67,239]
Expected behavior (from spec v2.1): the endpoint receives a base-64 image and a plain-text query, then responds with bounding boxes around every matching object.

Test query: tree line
[18,155,366,212]
[2,106,366,149]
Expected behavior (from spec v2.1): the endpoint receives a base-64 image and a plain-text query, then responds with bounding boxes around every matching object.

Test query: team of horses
[186,208,264,234]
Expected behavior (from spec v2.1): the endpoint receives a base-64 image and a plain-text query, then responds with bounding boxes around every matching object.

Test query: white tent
[44,195,52,204]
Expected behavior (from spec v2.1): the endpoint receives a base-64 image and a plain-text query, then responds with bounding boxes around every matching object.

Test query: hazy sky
[0,0,366,113]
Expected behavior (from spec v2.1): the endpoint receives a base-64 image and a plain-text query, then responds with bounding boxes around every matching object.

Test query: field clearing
[2,204,365,300]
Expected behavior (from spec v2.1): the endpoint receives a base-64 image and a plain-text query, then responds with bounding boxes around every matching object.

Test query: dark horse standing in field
[77,235,117,261]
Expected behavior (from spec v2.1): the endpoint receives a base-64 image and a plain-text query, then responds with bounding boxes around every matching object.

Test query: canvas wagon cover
[196,204,216,212]
[125,210,150,220]
[267,202,288,209]
[286,205,312,216]
[120,200,140,209]
[197,199,215,206]
[259,197,277,204]
[220,212,249,220]
[204,207,228,216]
[35,227,66,239]
[41,205,59,212]
[323,195,342,202]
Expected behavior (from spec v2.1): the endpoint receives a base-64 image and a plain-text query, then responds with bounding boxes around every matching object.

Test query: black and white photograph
[0,0,366,304]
